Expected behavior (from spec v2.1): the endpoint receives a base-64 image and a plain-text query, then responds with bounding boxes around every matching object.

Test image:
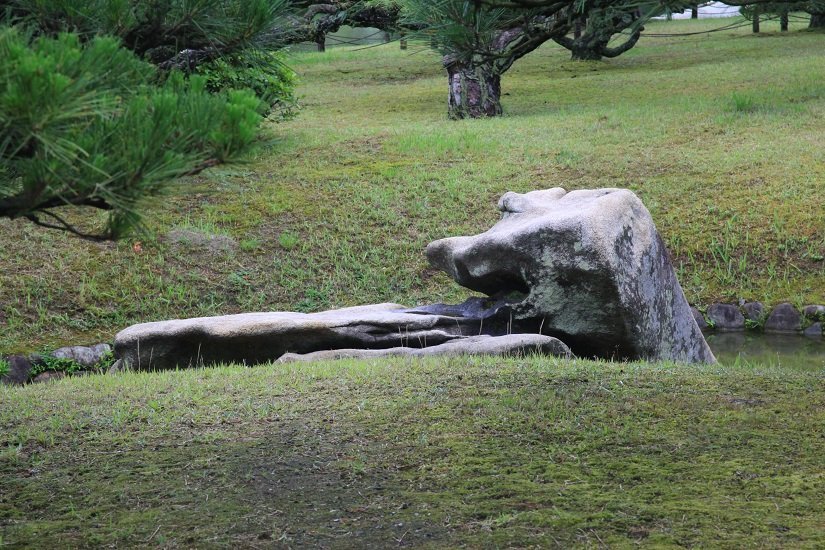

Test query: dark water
[705,332,825,371]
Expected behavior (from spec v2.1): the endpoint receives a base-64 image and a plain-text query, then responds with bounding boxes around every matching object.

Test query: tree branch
[553,33,575,48]
[601,26,642,58]
[24,211,113,242]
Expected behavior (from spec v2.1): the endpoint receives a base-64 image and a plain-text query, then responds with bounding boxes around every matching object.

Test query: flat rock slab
[278,334,572,363]
[426,188,715,364]
[115,303,517,371]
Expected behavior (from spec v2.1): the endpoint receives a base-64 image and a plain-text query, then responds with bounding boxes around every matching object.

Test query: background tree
[804,1,825,27]
[0,1,292,239]
[401,0,575,119]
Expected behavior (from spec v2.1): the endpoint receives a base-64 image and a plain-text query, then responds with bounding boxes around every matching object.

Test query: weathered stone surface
[52,344,111,368]
[278,334,571,363]
[33,371,65,384]
[1,355,32,385]
[803,305,825,321]
[426,188,715,363]
[765,303,802,333]
[690,307,707,329]
[114,303,520,371]
[707,304,745,331]
[803,322,822,339]
[742,302,765,322]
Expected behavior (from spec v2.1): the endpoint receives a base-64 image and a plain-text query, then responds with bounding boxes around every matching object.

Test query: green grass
[1,17,824,354]
[1,356,824,546]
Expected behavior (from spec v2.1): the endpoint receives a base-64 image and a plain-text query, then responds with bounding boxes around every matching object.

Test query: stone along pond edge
[2,301,824,386]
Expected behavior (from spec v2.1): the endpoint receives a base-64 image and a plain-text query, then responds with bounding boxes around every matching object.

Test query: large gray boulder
[278,334,571,363]
[426,188,715,363]
[114,187,713,369]
[114,303,530,371]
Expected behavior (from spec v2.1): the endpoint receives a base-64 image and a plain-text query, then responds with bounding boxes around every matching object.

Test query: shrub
[198,51,298,119]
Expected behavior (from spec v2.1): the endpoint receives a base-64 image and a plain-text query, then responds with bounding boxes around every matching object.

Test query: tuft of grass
[0,356,823,546]
[730,91,758,113]
[277,231,300,249]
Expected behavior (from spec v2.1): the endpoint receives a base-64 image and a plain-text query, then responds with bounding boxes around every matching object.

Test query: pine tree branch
[24,212,113,242]
[553,33,575,48]
[601,26,642,58]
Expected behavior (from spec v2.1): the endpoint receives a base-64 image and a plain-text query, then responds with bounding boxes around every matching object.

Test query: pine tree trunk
[446,62,502,119]
[570,44,603,61]
[810,13,825,28]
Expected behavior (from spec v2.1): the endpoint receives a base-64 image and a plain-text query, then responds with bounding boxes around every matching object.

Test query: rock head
[426,188,715,363]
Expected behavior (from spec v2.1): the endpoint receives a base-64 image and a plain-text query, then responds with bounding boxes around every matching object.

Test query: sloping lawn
[1,17,824,353]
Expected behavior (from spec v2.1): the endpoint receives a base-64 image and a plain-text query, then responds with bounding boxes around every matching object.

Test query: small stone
[764,303,802,333]
[28,353,47,368]
[2,356,32,386]
[33,371,66,384]
[52,343,111,368]
[690,307,707,329]
[803,305,825,321]
[707,303,745,331]
[108,359,125,374]
[742,302,765,322]
[803,322,822,339]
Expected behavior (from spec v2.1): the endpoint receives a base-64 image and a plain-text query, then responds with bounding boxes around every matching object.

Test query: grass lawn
[1,17,824,353]
[2,357,824,547]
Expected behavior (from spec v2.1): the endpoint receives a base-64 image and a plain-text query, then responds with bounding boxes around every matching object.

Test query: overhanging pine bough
[0,28,263,240]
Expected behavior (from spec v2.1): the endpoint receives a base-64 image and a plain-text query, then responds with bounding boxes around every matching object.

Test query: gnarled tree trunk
[439,15,569,119]
[446,60,502,119]
[564,32,607,60]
